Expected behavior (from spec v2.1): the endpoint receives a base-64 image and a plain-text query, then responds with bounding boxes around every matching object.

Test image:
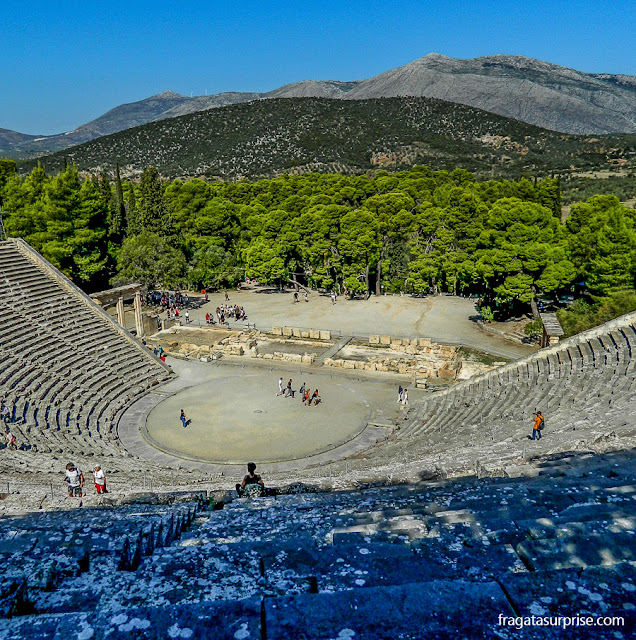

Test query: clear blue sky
[2,0,633,135]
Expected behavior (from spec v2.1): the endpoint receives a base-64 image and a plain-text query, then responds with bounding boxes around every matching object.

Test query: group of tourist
[64,462,107,498]
[397,385,409,405]
[147,291,190,310]
[152,345,167,362]
[145,291,191,322]
[276,378,321,406]
[293,291,309,303]
[212,304,247,324]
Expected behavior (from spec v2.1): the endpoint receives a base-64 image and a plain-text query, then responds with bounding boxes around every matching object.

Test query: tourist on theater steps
[529,411,544,440]
[93,465,107,494]
[65,463,84,498]
[236,462,265,497]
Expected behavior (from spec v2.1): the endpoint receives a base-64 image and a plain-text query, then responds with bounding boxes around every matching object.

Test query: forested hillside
[17,98,636,181]
[1,159,635,327]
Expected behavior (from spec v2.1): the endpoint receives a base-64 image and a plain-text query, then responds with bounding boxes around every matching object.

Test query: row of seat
[0,239,170,458]
[314,312,636,481]
[0,451,633,638]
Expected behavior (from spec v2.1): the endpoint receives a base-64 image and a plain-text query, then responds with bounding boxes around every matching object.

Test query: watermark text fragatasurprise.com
[498,613,625,630]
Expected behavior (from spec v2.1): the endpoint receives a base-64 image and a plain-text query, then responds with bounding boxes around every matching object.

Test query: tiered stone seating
[0,452,632,638]
[319,310,636,481]
[0,239,170,457]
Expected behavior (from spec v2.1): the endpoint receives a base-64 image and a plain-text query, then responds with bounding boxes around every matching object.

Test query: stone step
[264,541,435,593]
[502,561,636,628]
[516,533,636,571]
[29,540,263,615]
[264,579,515,640]
[520,516,636,541]
[0,598,262,639]
[411,537,528,579]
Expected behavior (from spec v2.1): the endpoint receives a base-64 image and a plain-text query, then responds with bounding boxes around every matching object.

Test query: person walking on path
[285,379,295,398]
[185,310,190,324]
[303,389,311,405]
[397,385,403,403]
[93,465,107,494]
[299,382,306,397]
[65,463,84,498]
[401,388,409,406]
[304,292,308,303]
[180,410,187,428]
[276,377,284,396]
[311,389,321,406]
[529,411,544,440]
[293,292,299,303]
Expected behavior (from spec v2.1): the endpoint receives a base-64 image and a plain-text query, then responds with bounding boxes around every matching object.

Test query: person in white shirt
[65,462,84,498]
[93,465,107,494]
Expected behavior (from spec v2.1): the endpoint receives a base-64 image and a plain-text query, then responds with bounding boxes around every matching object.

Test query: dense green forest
[1,158,635,325]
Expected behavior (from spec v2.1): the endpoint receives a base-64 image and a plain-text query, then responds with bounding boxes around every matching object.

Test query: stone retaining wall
[324,336,460,381]
[271,327,331,340]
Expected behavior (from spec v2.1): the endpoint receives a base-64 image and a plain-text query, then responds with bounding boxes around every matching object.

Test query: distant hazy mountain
[0,128,42,155]
[153,81,359,120]
[6,91,191,157]
[3,54,635,158]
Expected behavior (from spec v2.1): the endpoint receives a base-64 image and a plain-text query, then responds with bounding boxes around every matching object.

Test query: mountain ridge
[2,53,636,158]
[18,96,636,183]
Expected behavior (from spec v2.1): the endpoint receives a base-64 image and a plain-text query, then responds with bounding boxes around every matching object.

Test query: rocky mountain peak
[152,90,185,99]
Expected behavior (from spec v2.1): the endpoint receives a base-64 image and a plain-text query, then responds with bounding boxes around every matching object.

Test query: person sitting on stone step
[4,429,16,450]
[236,462,265,498]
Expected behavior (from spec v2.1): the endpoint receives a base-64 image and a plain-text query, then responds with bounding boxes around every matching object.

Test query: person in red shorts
[93,465,107,494]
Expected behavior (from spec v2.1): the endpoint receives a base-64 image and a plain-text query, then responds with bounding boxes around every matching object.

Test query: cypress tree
[110,163,126,238]
[138,164,170,236]
[126,187,140,236]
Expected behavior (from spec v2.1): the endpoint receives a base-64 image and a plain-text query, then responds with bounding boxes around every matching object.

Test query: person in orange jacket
[530,411,544,440]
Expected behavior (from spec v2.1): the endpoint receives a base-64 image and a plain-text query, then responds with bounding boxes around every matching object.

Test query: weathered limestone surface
[0,454,633,637]
[325,336,461,378]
